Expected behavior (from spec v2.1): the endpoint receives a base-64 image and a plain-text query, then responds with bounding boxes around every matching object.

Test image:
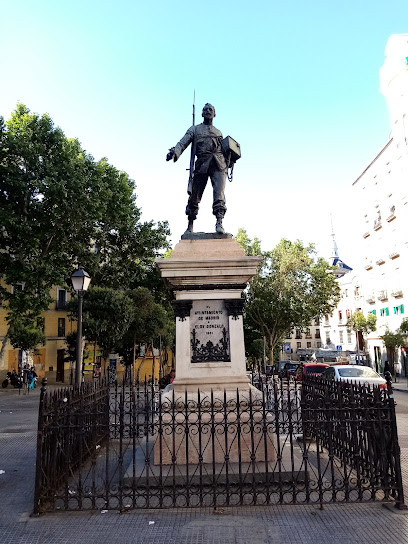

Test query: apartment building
[351,34,408,374]
[0,284,75,381]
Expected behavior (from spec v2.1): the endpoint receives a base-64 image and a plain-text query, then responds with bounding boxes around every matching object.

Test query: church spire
[329,214,352,277]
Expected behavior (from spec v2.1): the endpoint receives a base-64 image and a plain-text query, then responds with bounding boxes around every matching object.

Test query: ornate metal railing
[301,375,404,506]
[33,373,404,514]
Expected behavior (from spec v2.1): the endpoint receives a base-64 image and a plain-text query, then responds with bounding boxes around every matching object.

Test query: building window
[394,305,405,315]
[12,283,25,293]
[296,342,301,349]
[315,329,321,339]
[314,318,320,326]
[324,315,330,325]
[306,342,311,348]
[345,289,348,297]
[338,310,343,322]
[339,331,344,343]
[380,307,390,317]
[347,330,352,343]
[57,289,67,310]
[305,328,311,339]
[295,329,301,339]
[57,318,65,337]
[316,341,322,348]
[325,332,331,344]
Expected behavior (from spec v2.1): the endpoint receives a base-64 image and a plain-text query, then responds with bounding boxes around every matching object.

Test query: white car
[322,365,387,390]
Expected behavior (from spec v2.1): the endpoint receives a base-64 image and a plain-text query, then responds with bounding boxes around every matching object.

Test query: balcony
[363,231,370,238]
[56,300,67,310]
[389,250,400,260]
[387,206,396,222]
[376,258,385,266]
[374,218,382,231]
[378,290,388,302]
[366,293,376,304]
[392,288,403,298]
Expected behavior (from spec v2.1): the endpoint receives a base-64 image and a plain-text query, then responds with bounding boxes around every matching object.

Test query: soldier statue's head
[202,103,216,123]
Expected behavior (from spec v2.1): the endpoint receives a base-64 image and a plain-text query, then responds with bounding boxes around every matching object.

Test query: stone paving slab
[2,386,408,543]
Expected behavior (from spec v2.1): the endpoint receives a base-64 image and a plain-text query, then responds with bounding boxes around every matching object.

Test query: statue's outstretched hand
[166,148,176,162]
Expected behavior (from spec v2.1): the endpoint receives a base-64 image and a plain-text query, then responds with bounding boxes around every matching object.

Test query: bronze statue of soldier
[166,103,230,235]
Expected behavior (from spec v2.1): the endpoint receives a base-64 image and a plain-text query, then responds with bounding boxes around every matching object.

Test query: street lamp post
[71,268,91,387]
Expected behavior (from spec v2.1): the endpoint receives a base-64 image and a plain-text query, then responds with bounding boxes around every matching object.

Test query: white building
[350,34,408,374]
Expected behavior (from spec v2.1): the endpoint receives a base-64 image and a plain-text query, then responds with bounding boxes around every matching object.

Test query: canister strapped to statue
[222,136,241,182]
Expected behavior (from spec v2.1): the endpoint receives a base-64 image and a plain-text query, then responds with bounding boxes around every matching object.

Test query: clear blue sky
[2,0,408,265]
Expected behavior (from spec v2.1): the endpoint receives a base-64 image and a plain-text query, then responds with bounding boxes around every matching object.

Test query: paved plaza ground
[1,382,408,544]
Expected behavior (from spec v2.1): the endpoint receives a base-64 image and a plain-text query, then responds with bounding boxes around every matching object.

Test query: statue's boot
[215,217,225,234]
[184,218,194,235]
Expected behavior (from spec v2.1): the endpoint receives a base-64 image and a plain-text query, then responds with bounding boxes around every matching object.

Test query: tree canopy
[346,310,377,336]
[242,237,340,362]
[235,228,262,257]
[0,104,170,352]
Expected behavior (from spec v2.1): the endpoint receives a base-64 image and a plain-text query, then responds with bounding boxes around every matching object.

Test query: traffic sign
[336,345,342,351]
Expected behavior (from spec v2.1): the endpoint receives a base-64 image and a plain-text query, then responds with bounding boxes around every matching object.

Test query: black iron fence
[33,374,404,514]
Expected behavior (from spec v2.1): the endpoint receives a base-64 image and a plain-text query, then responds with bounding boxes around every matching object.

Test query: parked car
[321,365,387,389]
[280,362,301,378]
[295,362,330,381]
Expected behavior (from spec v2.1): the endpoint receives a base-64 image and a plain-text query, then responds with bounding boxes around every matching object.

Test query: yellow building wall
[0,283,77,382]
[1,282,174,384]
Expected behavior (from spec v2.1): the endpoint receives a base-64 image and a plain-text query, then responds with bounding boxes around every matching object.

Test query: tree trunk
[387,347,396,376]
[268,346,274,367]
[0,332,10,365]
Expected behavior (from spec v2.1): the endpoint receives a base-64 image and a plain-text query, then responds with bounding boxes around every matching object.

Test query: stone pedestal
[156,234,262,397]
[154,234,275,465]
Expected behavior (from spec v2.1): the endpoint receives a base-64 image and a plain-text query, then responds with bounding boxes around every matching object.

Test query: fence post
[385,372,407,510]
[32,378,48,516]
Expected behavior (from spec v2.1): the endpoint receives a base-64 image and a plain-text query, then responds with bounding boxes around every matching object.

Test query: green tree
[244,239,340,363]
[235,228,262,256]
[346,310,377,362]
[399,318,408,335]
[0,104,169,358]
[8,318,45,351]
[80,287,135,355]
[380,328,406,375]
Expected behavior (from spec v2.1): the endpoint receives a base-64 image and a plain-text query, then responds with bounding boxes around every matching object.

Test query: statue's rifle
[187,91,196,195]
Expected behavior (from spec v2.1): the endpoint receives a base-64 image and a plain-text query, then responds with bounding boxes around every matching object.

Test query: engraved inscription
[190,300,230,363]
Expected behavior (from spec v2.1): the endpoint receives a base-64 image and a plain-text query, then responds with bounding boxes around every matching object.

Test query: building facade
[0,284,171,383]
[351,34,408,375]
